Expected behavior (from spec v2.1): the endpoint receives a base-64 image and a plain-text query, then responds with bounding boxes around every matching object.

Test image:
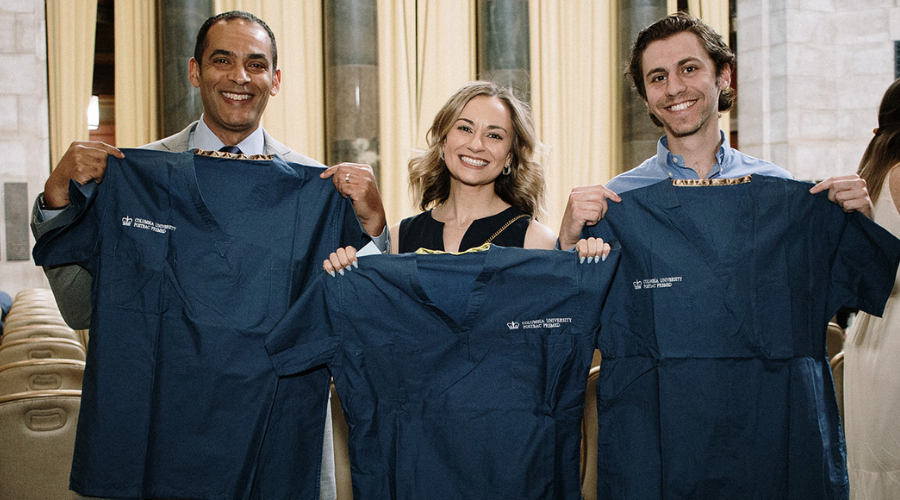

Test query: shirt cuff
[35,194,65,223]
[366,225,390,254]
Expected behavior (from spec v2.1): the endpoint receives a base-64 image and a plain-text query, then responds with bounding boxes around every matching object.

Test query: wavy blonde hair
[408,81,548,219]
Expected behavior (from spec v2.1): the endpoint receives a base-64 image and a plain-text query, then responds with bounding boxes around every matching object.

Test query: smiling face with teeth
[188,19,281,146]
[441,95,514,189]
[641,31,731,144]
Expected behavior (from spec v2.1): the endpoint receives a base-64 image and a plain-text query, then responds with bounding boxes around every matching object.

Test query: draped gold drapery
[45,0,97,169]
[114,0,158,148]
[378,0,476,223]
[530,0,619,228]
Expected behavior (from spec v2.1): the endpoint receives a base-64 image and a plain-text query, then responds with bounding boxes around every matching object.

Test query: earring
[440,149,445,162]
[502,158,512,175]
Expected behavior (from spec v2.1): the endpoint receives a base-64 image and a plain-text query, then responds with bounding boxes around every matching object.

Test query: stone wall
[737,0,898,180]
[0,0,50,296]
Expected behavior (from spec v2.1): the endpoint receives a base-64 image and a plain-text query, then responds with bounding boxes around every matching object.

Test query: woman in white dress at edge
[845,76,900,500]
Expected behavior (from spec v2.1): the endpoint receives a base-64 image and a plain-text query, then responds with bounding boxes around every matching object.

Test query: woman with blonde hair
[394,81,555,253]
[324,81,608,273]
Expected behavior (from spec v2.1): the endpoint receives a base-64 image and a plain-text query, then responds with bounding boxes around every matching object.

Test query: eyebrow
[456,117,509,134]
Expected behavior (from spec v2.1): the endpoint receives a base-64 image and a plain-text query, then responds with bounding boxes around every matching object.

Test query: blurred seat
[9,291,58,314]
[826,322,844,361]
[3,314,70,334]
[0,339,86,366]
[2,324,81,345]
[0,389,81,500]
[13,288,55,304]
[331,382,353,500]
[581,365,601,500]
[0,359,85,397]
[831,351,845,428]
[5,306,63,318]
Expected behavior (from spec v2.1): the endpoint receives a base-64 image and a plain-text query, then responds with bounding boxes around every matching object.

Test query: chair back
[831,351,845,427]
[0,339,87,366]
[0,390,81,500]
[331,382,353,500]
[581,365,601,500]
[826,322,844,361]
[2,325,81,345]
[0,359,85,397]
[3,314,69,334]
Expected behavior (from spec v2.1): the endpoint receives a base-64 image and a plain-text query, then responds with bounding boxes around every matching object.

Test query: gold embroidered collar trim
[415,243,491,255]
[193,148,274,161]
[672,175,752,187]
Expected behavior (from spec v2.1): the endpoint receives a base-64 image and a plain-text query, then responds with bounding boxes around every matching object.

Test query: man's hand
[320,162,388,237]
[558,184,621,250]
[810,174,873,218]
[44,141,124,208]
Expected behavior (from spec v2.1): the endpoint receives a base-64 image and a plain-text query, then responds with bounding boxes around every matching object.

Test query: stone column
[477,0,530,102]
[157,0,212,137]
[618,0,667,171]
[324,0,380,175]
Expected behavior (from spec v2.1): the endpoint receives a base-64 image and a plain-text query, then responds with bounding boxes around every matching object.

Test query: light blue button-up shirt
[191,115,265,154]
[607,131,793,195]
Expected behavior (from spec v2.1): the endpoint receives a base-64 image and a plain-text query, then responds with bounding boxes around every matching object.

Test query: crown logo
[507,321,520,330]
[633,280,642,290]
[122,216,133,227]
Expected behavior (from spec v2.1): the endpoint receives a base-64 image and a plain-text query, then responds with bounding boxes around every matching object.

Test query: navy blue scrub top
[33,149,367,500]
[585,175,900,500]
[267,246,620,500]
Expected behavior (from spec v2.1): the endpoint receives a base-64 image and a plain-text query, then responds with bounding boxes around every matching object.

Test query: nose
[467,133,485,151]
[229,64,250,85]
[666,73,686,96]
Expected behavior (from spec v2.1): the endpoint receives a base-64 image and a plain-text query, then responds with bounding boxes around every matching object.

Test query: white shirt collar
[190,114,266,155]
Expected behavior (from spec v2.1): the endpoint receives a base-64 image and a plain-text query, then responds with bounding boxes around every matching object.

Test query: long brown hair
[407,81,547,219]
[858,77,900,204]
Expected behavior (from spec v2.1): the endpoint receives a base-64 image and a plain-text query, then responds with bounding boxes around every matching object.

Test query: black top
[398,206,531,253]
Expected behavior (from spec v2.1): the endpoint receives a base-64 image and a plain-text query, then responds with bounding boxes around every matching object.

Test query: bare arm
[523,220,558,250]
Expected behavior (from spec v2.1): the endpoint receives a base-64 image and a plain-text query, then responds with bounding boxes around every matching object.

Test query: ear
[718,63,732,91]
[188,58,201,89]
[270,68,282,96]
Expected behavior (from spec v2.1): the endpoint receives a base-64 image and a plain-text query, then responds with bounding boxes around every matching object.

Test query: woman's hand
[323,246,358,277]
[575,237,611,263]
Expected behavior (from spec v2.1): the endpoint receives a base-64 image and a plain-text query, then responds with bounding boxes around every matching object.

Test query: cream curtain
[114,0,158,148]
[216,0,326,161]
[378,0,476,223]
[530,0,618,229]
[376,0,418,225]
[45,0,97,170]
